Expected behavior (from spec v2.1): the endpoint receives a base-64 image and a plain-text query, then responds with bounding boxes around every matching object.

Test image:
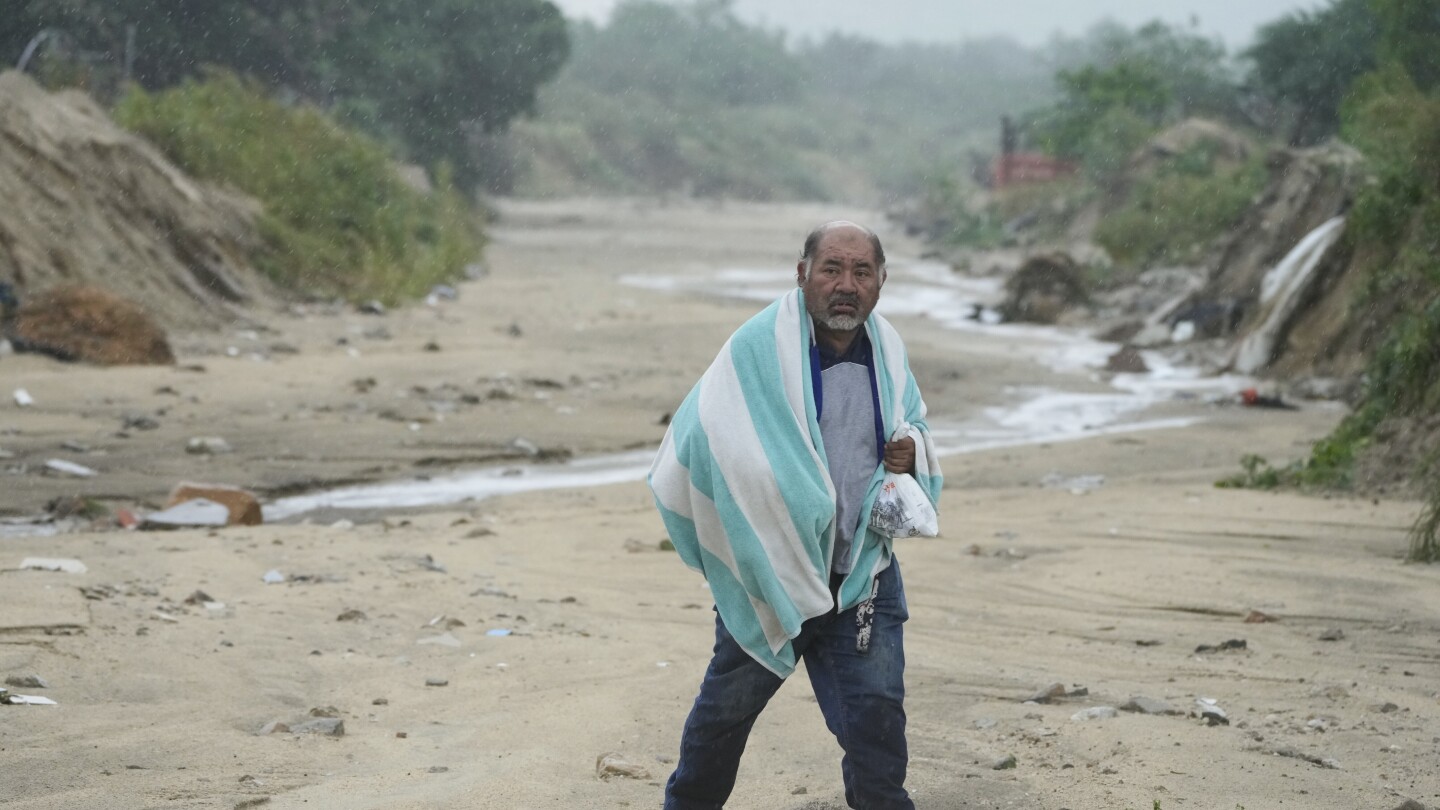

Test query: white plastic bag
[868,472,938,538]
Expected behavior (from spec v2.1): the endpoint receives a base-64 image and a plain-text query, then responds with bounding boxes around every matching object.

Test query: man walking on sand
[649,221,942,809]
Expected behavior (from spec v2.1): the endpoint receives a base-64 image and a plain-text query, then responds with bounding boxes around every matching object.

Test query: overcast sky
[553,0,1324,49]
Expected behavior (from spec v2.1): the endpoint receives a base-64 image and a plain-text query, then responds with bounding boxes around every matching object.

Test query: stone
[1023,682,1066,703]
[291,717,344,736]
[1318,627,1345,641]
[1244,609,1279,623]
[5,674,48,689]
[595,752,652,781]
[1120,696,1181,716]
[992,755,1017,770]
[258,721,290,735]
[336,609,367,622]
[425,677,448,687]
[165,482,263,526]
[122,414,161,431]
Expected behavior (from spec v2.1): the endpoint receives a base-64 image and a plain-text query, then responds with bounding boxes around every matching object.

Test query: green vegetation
[115,72,482,303]
[1246,0,1381,145]
[4,0,569,186]
[1093,147,1265,269]
[1218,0,1440,561]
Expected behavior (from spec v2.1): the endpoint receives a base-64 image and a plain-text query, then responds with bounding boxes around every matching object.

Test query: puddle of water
[264,450,656,521]
[0,520,60,540]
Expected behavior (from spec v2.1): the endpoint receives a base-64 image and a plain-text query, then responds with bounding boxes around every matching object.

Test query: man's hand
[883,436,915,474]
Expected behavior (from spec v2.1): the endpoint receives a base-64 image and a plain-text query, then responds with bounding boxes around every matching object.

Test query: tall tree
[1245,0,1380,145]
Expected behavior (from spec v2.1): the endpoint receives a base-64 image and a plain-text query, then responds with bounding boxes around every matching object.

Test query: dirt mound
[0,71,271,329]
[6,284,174,365]
[999,253,1087,324]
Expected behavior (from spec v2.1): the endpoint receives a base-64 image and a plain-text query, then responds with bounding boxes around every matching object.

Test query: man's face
[797,227,885,332]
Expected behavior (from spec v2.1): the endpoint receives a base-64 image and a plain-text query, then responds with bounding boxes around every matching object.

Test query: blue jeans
[664,559,912,810]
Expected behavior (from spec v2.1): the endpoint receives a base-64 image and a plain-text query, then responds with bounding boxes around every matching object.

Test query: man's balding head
[800,221,886,279]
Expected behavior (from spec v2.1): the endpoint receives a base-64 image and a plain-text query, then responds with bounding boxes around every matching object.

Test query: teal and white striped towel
[649,289,941,676]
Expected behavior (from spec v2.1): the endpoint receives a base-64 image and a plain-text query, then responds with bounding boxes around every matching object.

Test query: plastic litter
[869,472,938,538]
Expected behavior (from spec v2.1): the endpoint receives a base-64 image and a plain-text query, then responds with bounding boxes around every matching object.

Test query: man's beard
[814,293,863,331]
[815,311,863,331]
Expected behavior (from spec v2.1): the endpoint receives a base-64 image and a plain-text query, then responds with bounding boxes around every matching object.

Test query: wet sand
[2,198,1437,809]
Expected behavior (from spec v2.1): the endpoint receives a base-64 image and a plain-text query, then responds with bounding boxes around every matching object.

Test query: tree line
[1,0,570,186]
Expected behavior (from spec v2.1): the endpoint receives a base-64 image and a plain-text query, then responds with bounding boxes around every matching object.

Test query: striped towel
[649,289,941,676]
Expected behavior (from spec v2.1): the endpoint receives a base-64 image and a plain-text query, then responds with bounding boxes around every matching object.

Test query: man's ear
[880,268,887,287]
[796,261,807,287]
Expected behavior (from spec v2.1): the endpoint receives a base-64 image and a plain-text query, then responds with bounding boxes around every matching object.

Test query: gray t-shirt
[816,330,880,574]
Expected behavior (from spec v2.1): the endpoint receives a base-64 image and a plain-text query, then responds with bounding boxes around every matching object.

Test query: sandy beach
[2,199,1437,810]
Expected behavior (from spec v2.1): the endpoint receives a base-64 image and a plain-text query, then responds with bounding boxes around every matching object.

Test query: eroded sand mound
[0,70,271,329]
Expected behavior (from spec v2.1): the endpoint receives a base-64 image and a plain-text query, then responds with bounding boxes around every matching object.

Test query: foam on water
[264,258,1246,518]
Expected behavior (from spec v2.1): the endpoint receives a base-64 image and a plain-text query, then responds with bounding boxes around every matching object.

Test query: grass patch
[114,71,482,304]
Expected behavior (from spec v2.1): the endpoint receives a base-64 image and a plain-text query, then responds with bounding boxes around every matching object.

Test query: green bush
[114,71,482,304]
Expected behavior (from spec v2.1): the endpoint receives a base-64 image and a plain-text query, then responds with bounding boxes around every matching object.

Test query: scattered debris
[1194,697,1229,726]
[1071,706,1118,721]
[1255,745,1339,769]
[1040,472,1104,495]
[13,388,34,407]
[1239,388,1297,410]
[19,557,87,574]
[43,459,97,478]
[165,482,263,526]
[1195,638,1247,654]
[1,689,57,706]
[186,436,233,455]
[595,752,652,781]
[485,628,512,637]
[417,633,462,648]
[262,570,285,585]
[141,498,230,529]
[5,674,49,689]
[1120,696,1181,716]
